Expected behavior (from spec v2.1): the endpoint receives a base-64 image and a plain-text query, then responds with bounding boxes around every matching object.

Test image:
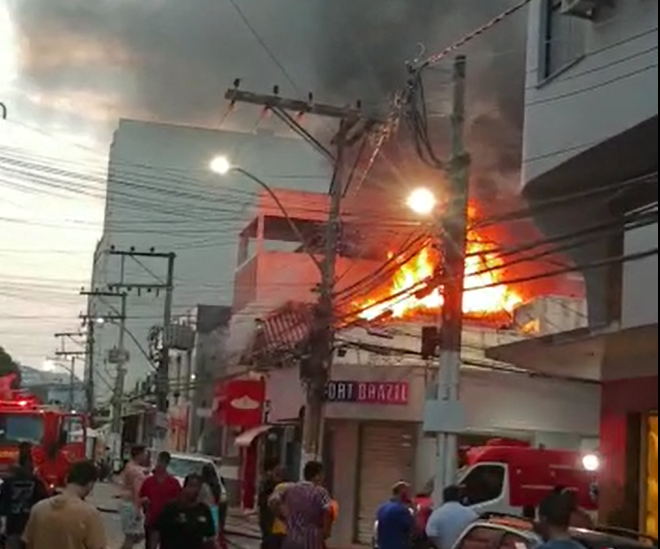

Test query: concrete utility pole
[54,332,86,411]
[225,87,384,470]
[84,318,96,416]
[105,248,176,448]
[423,56,471,500]
[81,290,129,436]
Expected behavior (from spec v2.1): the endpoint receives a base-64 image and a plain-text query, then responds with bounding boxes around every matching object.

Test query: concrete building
[20,365,86,410]
[488,0,657,535]
[87,119,332,406]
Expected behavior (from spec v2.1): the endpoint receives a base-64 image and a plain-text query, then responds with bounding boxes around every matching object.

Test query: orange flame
[358,230,522,321]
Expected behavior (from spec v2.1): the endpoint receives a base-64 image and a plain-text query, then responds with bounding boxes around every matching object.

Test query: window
[499,533,533,549]
[168,457,206,479]
[0,414,45,445]
[544,0,586,78]
[456,526,504,549]
[461,464,506,506]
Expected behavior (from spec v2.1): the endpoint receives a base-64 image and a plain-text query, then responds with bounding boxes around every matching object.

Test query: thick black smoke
[314,0,528,198]
[8,0,527,195]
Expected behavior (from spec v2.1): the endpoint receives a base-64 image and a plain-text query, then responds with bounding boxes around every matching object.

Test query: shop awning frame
[234,425,274,448]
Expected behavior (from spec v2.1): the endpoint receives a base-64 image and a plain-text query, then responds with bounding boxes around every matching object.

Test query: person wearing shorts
[117,445,149,549]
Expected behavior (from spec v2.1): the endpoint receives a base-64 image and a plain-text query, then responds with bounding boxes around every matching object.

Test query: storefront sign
[325,381,409,405]
[215,379,266,427]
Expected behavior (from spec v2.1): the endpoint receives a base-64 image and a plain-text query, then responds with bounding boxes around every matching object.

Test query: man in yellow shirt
[22,460,107,549]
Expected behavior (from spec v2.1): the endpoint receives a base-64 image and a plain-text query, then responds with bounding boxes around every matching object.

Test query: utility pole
[81,290,128,437]
[54,332,86,412]
[158,254,176,415]
[225,87,384,469]
[424,55,471,499]
[105,248,176,448]
[84,318,96,416]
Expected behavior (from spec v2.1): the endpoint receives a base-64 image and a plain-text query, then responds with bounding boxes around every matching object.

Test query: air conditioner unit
[561,0,609,19]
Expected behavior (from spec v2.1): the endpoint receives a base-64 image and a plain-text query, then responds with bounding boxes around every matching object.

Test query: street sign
[325,381,409,405]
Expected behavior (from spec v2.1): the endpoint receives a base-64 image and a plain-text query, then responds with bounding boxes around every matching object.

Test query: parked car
[452,514,657,549]
[166,452,229,530]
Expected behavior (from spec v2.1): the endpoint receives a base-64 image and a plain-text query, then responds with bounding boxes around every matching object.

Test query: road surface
[92,482,261,549]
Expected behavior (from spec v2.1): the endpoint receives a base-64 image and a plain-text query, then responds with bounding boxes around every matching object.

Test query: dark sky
[7,0,529,194]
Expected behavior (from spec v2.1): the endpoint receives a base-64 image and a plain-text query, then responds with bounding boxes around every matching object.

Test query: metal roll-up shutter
[356,423,415,544]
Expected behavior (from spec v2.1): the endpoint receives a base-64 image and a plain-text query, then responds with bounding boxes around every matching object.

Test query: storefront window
[645,415,657,538]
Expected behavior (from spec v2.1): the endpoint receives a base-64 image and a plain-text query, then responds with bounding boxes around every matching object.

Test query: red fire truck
[0,393,88,492]
[414,439,599,527]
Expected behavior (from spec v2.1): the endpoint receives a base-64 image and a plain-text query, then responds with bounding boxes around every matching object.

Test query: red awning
[234,425,273,448]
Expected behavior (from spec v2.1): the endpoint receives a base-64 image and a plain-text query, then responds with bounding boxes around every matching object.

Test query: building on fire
[487,0,658,536]
[207,185,604,547]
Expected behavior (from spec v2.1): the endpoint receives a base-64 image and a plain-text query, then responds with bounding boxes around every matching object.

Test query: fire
[358,231,522,321]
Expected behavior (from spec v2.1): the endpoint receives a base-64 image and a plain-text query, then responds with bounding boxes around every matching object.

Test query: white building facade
[87,120,331,407]
[491,0,657,534]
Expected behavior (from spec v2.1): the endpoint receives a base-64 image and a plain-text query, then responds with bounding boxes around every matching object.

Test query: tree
[0,346,21,388]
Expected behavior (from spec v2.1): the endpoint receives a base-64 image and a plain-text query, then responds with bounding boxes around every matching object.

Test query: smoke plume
[8,0,527,195]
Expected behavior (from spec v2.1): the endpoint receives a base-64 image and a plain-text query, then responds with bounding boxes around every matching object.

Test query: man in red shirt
[140,451,182,548]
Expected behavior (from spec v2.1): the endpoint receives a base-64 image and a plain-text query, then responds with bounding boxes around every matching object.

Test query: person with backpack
[0,442,49,549]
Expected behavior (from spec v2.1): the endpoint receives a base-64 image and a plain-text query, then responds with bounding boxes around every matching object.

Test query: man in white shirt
[425,486,478,549]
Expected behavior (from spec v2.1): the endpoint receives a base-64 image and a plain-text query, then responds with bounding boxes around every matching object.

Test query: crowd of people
[0,443,225,549]
[374,482,596,549]
[0,445,597,549]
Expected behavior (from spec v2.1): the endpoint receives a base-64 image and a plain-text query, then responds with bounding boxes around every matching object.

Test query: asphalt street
[92,482,261,549]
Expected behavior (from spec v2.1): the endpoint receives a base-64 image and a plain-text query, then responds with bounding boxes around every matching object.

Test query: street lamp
[209,156,231,176]
[209,155,323,272]
[406,187,437,216]
[582,453,601,472]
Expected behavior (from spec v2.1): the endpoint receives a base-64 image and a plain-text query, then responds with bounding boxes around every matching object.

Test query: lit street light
[210,156,323,272]
[209,156,231,176]
[407,187,437,216]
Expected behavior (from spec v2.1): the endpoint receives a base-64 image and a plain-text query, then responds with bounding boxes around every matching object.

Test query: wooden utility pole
[224,87,384,470]
[423,55,472,498]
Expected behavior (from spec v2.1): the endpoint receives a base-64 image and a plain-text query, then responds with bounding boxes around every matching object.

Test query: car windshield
[168,456,207,479]
[0,414,44,445]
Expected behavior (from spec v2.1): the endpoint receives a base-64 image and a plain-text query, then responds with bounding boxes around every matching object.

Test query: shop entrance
[645,414,658,537]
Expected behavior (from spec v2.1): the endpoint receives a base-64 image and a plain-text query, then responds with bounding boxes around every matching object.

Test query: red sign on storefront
[215,379,266,427]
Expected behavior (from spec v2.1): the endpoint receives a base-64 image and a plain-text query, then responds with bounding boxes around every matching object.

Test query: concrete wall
[91,120,331,395]
[266,361,600,436]
[523,0,658,184]
[622,218,658,329]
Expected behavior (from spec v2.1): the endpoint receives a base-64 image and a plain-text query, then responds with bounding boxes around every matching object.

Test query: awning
[234,425,273,448]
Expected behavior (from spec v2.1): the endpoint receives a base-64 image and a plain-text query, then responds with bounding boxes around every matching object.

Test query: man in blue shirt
[376,482,416,549]
[425,486,478,549]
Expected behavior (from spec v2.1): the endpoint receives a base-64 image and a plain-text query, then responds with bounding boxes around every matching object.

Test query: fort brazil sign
[324,381,409,406]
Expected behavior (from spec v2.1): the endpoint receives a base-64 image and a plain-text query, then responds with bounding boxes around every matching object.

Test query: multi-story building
[87,119,331,407]
[217,186,602,541]
[488,0,657,534]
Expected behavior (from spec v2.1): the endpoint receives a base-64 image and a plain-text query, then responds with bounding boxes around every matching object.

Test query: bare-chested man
[117,445,149,549]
